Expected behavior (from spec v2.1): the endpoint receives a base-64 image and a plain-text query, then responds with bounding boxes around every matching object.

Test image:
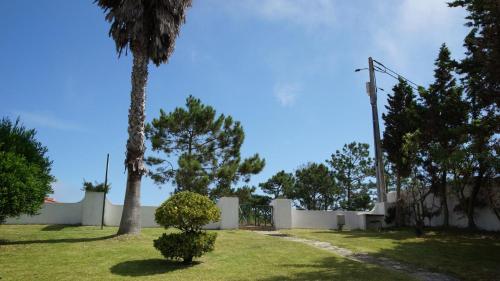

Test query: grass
[0,225,412,281]
[282,228,500,281]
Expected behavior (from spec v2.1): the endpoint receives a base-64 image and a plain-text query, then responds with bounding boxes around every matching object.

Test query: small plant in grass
[154,191,220,263]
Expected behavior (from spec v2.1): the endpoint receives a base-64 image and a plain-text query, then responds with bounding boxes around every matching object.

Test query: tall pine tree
[418,44,468,227]
[449,0,500,229]
[146,96,265,197]
[382,78,417,226]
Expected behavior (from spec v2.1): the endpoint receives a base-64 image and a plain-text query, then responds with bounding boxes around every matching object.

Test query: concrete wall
[271,199,293,229]
[5,202,82,225]
[272,198,385,230]
[5,192,238,230]
[387,186,500,231]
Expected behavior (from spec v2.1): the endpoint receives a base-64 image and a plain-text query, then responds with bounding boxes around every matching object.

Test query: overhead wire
[372,59,422,91]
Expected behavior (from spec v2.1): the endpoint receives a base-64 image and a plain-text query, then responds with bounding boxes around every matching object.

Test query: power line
[372,59,422,91]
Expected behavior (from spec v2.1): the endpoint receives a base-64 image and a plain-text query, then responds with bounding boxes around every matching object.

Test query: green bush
[153,232,217,263]
[154,191,220,263]
[0,118,53,224]
[81,180,110,193]
[155,191,220,232]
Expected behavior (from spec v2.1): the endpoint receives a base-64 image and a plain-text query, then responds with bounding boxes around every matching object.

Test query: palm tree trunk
[118,50,148,235]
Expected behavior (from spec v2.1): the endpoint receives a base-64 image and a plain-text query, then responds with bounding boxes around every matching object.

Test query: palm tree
[96,0,192,235]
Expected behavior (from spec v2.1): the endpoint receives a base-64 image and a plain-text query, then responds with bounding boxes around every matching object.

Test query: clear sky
[0,0,468,205]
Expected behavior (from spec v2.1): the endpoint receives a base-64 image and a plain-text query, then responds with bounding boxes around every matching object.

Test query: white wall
[5,192,238,230]
[292,210,337,229]
[387,185,500,231]
[271,199,293,229]
[217,197,239,229]
[5,202,82,225]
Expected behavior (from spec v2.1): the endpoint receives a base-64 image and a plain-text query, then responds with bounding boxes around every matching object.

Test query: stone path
[256,231,458,281]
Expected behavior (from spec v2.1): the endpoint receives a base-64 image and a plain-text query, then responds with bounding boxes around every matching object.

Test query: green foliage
[327,142,375,211]
[155,191,220,232]
[0,118,53,223]
[382,78,418,183]
[292,163,338,210]
[154,192,220,263]
[232,185,272,206]
[146,96,265,197]
[449,0,499,228]
[259,170,295,199]
[81,180,110,193]
[95,0,192,65]
[153,232,217,263]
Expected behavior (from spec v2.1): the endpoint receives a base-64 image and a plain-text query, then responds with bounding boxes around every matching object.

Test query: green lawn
[282,228,500,281]
[0,225,411,281]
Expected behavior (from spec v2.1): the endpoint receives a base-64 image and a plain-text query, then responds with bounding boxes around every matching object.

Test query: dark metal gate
[239,204,273,230]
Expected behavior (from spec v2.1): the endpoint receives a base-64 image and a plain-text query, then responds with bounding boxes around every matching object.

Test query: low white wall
[5,192,237,230]
[5,202,82,225]
[292,210,337,229]
[387,185,500,231]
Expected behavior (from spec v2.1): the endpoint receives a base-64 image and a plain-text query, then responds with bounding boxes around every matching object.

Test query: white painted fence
[5,191,239,230]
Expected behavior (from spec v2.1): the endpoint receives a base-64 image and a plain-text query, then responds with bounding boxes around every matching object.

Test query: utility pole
[367,57,387,202]
[101,153,109,230]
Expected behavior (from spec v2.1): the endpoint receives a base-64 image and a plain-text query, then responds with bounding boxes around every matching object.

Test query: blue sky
[0,0,468,205]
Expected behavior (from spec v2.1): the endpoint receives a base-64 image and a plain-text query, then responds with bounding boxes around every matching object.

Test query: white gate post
[270,199,293,229]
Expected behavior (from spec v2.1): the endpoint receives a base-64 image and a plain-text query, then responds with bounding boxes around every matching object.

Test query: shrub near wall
[154,192,220,263]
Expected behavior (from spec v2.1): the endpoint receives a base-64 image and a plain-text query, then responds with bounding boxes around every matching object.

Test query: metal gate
[239,204,273,230]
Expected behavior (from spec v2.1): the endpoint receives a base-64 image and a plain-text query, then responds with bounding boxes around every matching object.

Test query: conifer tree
[382,78,417,226]
[259,170,295,199]
[418,44,468,227]
[449,0,500,228]
[146,96,265,197]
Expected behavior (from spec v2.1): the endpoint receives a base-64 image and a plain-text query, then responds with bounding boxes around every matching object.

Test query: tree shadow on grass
[110,259,200,277]
[258,256,408,281]
[0,234,116,245]
[41,224,72,231]
[290,229,500,281]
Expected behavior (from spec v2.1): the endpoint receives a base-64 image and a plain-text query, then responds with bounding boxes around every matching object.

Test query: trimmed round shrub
[154,191,221,263]
[154,232,217,263]
[155,191,220,232]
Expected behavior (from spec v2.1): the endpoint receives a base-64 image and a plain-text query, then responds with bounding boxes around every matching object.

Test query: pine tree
[259,170,295,199]
[146,96,265,197]
[418,44,468,227]
[449,0,500,229]
[327,142,375,211]
[382,78,417,226]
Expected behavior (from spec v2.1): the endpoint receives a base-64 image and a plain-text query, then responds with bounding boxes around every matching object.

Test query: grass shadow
[0,234,117,245]
[289,228,500,281]
[41,224,72,231]
[258,256,408,281]
[110,259,200,277]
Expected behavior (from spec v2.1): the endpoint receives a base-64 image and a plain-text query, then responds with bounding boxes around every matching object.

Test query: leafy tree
[449,0,500,229]
[154,191,219,263]
[292,163,337,210]
[259,170,295,199]
[96,0,193,235]
[327,142,375,211]
[418,44,468,227]
[382,78,418,225]
[0,118,53,223]
[146,96,265,197]
[233,185,272,206]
